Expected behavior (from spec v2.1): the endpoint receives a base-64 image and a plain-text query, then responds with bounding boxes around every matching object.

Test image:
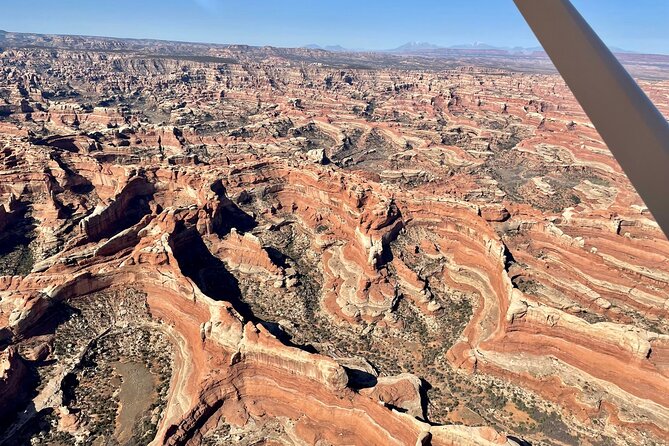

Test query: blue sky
[1,0,668,54]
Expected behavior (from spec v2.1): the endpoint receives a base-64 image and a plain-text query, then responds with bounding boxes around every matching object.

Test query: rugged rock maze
[1,33,669,445]
[8,288,173,445]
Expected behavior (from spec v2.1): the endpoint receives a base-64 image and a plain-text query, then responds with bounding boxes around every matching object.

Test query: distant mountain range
[389,41,546,54]
[391,41,443,52]
[303,44,347,52]
[303,41,637,55]
[0,30,640,56]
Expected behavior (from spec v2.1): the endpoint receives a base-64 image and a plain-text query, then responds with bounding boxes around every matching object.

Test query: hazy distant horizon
[1,28,666,58]
[1,0,668,55]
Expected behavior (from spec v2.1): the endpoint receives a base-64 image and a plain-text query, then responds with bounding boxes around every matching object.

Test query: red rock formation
[1,34,669,445]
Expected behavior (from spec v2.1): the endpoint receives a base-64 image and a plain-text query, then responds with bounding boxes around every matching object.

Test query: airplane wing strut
[514,0,669,238]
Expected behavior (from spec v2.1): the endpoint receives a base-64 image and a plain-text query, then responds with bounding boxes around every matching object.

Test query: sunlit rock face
[1,31,669,446]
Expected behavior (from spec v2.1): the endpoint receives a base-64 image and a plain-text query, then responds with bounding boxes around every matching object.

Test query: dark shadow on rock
[508,436,533,446]
[502,242,517,270]
[60,372,79,407]
[0,405,52,446]
[24,303,78,338]
[419,378,432,423]
[260,321,318,354]
[0,206,36,277]
[50,151,95,196]
[264,246,289,268]
[212,198,257,237]
[382,402,408,414]
[378,211,403,267]
[168,223,253,321]
[70,183,94,194]
[32,135,84,153]
[344,367,378,390]
[210,180,257,236]
[0,363,40,439]
[33,358,57,368]
[379,243,395,267]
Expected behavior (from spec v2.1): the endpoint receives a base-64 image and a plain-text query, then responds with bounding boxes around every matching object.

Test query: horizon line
[2,28,668,57]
